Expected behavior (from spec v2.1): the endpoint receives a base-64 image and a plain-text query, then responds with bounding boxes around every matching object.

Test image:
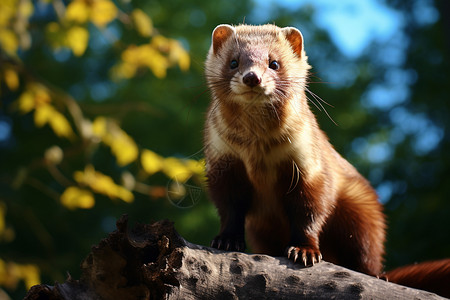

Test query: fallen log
[24,215,445,299]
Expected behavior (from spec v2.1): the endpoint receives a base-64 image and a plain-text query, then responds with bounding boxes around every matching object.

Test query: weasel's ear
[281,27,304,58]
[212,24,235,54]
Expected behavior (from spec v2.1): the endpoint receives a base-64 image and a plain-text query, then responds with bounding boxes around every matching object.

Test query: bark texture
[24,215,445,300]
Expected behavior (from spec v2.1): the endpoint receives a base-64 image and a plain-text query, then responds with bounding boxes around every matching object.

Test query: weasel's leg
[280,164,326,266]
[284,192,323,266]
[208,156,253,252]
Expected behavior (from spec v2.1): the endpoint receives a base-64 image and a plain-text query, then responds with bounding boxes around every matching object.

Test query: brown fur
[204,23,450,296]
[204,24,387,276]
[383,259,450,298]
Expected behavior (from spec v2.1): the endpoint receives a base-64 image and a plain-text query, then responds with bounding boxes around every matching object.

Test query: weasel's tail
[383,259,450,298]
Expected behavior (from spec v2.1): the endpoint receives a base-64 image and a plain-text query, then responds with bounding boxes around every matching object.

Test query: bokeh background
[1,0,449,298]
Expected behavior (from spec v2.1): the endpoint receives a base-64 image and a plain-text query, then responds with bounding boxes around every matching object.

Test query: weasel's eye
[230,60,239,69]
[269,60,280,70]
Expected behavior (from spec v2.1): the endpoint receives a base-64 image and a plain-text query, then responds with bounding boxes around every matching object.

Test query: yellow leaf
[132,9,153,37]
[116,186,134,203]
[151,35,170,50]
[66,26,89,56]
[186,159,205,176]
[163,157,190,182]
[33,85,51,106]
[148,58,168,78]
[0,29,19,54]
[4,68,19,91]
[141,149,163,175]
[177,49,190,71]
[74,165,134,203]
[121,45,140,64]
[143,42,170,78]
[18,0,34,19]
[65,0,90,24]
[90,0,117,28]
[95,117,138,165]
[169,40,190,71]
[0,1,11,26]
[140,46,168,78]
[0,259,11,288]
[19,264,40,289]
[92,116,107,138]
[17,91,34,113]
[109,133,138,166]
[34,104,53,127]
[0,260,40,290]
[120,43,170,78]
[49,111,75,139]
[61,186,95,209]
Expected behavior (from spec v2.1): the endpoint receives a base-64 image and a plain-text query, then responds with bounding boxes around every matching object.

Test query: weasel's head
[205,24,311,106]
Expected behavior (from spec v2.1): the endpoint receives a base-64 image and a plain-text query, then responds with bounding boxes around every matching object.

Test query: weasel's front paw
[211,234,246,252]
[286,246,322,266]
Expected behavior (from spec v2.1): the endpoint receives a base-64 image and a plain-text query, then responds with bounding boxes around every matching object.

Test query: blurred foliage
[0,0,449,298]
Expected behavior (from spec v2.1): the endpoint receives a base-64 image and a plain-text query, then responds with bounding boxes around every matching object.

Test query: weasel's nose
[243,72,261,87]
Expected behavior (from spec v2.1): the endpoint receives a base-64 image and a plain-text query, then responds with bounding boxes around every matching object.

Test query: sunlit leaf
[186,159,205,176]
[0,29,19,54]
[141,149,163,175]
[61,186,95,209]
[116,186,134,203]
[90,0,117,28]
[49,110,75,139]
[151,35,170,51]
[20,264,40,289]
[0,259,40,290]
[109,133,138,166]
[120,45,137,64]
[94,117,138,165]
[66,26,89,56]
[163,157,191,182]
[3,68,19,91]
[139,45,169,78]
[34,104,53,127]
[33,85,51,106]
[17,91,34,114]
[147,56,168,78]
[92,116,107,138]
[177,49,190,71]
[65,0,90,24]
[18,0,34,19]
[132,9,153,37]
[74,165,134,203]
[0,0,15,27]
[170,40,190,71]
[120,44,169,78]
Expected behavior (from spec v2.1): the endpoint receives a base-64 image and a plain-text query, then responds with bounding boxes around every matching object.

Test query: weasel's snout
[243,72,261,87]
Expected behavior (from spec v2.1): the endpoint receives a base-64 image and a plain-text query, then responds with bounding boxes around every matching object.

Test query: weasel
[203,24,450,297]
[203,24,385,276]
